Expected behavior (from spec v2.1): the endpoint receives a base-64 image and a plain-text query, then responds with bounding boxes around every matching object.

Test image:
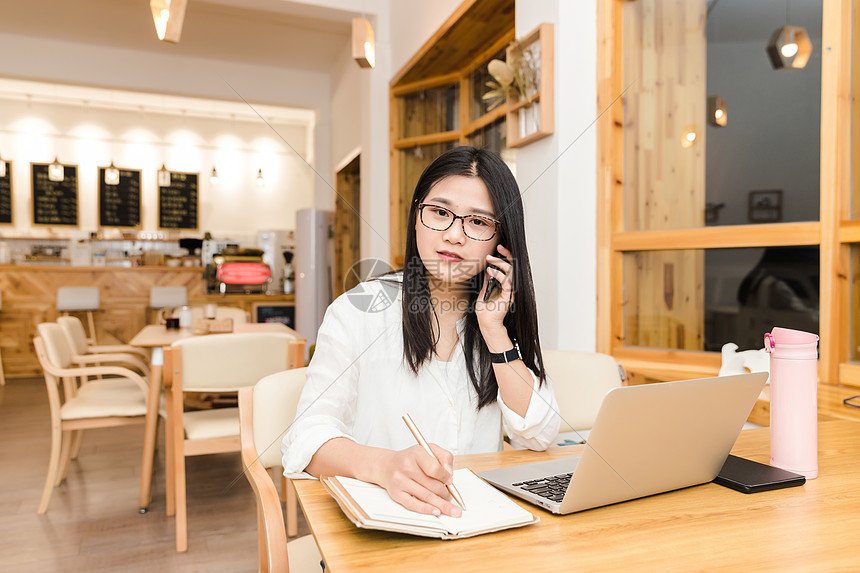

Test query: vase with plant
[482,40,541,136]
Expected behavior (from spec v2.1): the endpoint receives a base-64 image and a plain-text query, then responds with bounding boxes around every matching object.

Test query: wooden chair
[33,322,150,514]
[56,286,100,344]
[239,368,322,572]
[231,322,305,523]
[163,332,304,552]
[57,315,150,375]
[542,350,624,442]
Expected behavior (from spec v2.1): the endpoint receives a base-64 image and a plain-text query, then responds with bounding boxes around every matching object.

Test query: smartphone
[714,455,806,493]
[483,252,508,302]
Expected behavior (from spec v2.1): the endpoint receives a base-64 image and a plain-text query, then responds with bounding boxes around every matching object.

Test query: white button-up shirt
[281,277,560,475]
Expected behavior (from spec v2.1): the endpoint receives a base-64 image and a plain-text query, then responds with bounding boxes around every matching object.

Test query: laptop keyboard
[512,473,573,503]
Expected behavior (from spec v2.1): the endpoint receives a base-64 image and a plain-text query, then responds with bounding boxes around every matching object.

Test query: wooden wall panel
[620,0,706,351]
[334,156,361,299]
[0,266,293,378]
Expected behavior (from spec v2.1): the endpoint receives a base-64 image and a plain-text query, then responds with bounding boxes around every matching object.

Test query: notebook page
[336,476,445,530]
[438,469,535,535]
[336,468,534,535]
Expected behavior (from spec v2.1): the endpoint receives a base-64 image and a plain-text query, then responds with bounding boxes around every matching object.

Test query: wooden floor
[0,377,310,572]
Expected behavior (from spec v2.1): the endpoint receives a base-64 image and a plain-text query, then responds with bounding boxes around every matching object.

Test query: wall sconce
[150,0,187,44]
[0,155,6,178]
[707,96,727,127]
[48,157,64,182]
[256,168,265,187]
[105,162,120,185]
[681,126,698,148]
[352,17,375,69]
[158,164,171,187]
[766,25,812,69]
[209,166,219,184]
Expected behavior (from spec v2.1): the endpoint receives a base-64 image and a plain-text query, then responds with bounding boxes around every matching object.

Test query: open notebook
[320,468,539,539]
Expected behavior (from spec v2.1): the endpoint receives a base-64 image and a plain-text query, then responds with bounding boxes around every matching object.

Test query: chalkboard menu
[98,167,141,228]
[158,171,198,230]
[32,163,78,227]
[0,162,11,225]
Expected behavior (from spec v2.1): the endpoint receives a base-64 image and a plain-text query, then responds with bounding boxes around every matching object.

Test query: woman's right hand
[374,444,462,517]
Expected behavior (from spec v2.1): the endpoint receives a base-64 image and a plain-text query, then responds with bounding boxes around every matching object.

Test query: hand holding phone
[483,252,509,302]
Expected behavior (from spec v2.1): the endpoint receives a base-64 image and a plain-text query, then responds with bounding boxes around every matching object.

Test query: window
[598,0,851,385]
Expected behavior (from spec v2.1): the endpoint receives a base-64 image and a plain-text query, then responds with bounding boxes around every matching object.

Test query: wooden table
[130,322,300,511]
[748,383,860,426]
[294,420,860,572]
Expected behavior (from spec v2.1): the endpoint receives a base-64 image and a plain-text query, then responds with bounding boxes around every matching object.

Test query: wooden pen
[402,413,466,510]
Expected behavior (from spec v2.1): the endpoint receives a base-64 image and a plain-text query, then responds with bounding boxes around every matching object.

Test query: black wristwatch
[489,341,521,364]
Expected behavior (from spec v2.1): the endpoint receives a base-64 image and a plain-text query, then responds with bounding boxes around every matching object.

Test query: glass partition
[624,246,819,352]
[622,0,822,232]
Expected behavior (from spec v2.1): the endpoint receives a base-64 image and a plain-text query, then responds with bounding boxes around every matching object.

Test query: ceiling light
[150,0,187,43]
[352,17,375,69]
[48,157,64,182]
[209,166,219,184]
[105,162,120,185]
[256,168,265,187]
[780,31,799,58]
[158,164,171,187]
[766,26,812,70]
[707,96,727,127]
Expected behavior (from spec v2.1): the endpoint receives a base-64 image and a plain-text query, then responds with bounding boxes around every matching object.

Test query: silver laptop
[478,373,768,514]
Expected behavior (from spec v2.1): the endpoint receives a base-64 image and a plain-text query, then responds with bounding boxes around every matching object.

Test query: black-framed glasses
[417,203,500,241]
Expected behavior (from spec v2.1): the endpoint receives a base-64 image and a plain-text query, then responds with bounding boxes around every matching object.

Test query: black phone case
[483,255,509,302]
[714,455,806,494]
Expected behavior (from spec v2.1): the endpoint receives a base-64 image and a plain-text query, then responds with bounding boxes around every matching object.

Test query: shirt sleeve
[281,295,360,475]
[497,370,560,451]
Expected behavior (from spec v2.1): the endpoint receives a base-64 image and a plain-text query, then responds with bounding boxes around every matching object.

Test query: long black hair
[401,146,546,408]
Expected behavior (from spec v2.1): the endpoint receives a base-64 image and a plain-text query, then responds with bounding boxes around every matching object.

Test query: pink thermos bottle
[764,327,819,479]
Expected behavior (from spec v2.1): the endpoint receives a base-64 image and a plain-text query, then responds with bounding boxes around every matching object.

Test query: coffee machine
[257,230,294,294]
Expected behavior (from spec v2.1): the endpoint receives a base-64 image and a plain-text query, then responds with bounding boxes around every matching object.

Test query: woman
[282,146,559,518]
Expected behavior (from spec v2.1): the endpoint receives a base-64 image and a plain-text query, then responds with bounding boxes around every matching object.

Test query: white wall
[389,0,464,76]
[515,0,598,352]
[0,82,314,238]
[330,41,362,180]
[0,31,331,236]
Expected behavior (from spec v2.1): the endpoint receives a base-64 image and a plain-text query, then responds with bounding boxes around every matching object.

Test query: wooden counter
[0,265,294,378]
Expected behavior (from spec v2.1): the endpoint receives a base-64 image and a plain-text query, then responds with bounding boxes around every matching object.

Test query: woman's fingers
[390,484,461,517]
[383,445,461,517]
[428,444,454,476]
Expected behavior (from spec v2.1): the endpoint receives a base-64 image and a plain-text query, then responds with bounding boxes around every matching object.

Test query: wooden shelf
[505,23,554,148]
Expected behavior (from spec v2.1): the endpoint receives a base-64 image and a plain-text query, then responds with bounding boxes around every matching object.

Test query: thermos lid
[765,327,819,358]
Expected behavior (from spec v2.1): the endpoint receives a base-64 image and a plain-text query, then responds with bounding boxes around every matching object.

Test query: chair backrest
[171,332,297,392]
[149,286,188,309]
[233,323,298,336]
[37,322,75,370]
[188,305,249,325]
[56,286,100,312]
[57,316,90,355]
[542,349,624,432]
[250,368,308,470]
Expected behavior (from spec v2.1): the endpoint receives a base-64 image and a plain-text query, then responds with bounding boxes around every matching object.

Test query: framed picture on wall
[748,190,783,223]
